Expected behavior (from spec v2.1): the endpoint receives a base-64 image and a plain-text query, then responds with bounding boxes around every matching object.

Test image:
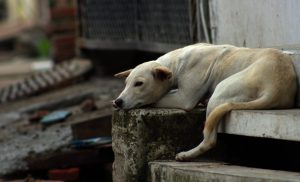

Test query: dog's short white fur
[113,43,297,161]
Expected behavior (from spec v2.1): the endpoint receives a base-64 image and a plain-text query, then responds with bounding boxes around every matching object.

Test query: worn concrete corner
[112,108,206,182]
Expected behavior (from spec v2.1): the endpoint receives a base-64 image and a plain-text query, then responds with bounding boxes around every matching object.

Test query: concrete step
[149,161,300,182]
[217,53,300,141]
[219,110,300,141]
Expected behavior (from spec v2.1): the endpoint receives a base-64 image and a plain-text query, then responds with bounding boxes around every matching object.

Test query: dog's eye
[134,81,143,87]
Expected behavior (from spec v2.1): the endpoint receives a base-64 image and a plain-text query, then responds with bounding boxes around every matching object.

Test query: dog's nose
[113,98,123,108]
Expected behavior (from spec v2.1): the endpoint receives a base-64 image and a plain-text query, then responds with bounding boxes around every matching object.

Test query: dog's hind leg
[175,95,273,161]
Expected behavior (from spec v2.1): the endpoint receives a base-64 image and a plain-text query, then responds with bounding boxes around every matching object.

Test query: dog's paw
[175,151,191,161]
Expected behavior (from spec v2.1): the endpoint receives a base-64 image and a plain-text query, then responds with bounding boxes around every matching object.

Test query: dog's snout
[113,98,123,108]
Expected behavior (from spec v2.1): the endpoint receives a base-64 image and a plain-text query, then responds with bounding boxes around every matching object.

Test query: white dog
[113,43,297,161]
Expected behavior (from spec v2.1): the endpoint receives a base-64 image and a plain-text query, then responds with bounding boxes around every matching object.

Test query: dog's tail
[204,95,272,135]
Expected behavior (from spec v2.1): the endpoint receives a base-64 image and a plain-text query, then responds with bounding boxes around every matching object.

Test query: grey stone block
[150,161,300,182]
[112,108,206,182]
[220,109,300,141]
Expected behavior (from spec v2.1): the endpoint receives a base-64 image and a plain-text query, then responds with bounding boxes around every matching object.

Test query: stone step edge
[219,109,300,142]
[149,161,300,182]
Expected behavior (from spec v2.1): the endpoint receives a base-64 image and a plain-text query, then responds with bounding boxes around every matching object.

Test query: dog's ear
[152,66,172,81]
[114,69,133,78]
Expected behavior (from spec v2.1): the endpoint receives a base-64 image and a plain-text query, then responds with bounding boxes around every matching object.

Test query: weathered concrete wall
[112,108,206,182]
[209,0,300,48]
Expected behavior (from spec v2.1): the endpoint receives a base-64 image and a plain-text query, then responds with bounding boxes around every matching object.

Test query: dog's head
[113,61,172,110]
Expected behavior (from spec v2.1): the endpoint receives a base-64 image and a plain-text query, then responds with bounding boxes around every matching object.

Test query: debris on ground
[0,58,92,104]
[71,137,112,149]
[29,111,49,123]
[48,168,79,182]
[0,78,122,179]
[80,98,97,112]
[40,110,72,126]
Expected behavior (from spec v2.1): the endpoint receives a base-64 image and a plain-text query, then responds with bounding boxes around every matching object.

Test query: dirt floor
[0,77,123,177]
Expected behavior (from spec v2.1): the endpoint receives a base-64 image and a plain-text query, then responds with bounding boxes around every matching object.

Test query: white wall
[209,0,300,49]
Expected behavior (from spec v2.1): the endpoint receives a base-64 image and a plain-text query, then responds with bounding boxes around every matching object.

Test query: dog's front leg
[154,89,200,111]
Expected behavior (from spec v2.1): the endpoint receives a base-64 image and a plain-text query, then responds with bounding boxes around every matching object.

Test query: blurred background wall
[209,0,300,49]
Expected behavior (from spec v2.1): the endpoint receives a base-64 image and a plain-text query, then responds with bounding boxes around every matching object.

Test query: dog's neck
[156,51,217,85]
[156,45,237,94]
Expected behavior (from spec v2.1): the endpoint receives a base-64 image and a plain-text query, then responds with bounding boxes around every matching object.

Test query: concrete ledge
[220,110,300,141]
[150,161,300,182]
[112,108,300,181]
[112,108,206,182]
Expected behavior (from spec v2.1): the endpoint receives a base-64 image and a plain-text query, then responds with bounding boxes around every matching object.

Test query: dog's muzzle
[113,98,123,109]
